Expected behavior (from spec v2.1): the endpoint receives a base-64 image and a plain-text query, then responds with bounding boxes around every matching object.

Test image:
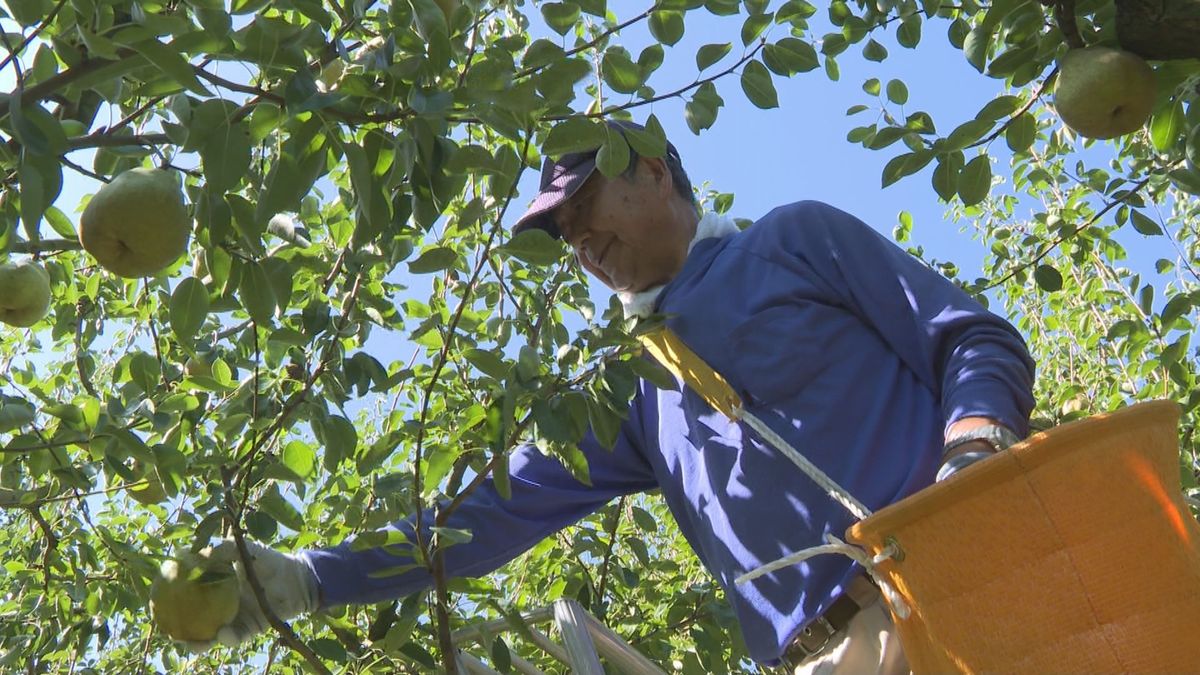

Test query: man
[191,120,1036,672]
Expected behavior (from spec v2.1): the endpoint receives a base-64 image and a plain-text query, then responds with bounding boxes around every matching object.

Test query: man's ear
[639,156,672,197]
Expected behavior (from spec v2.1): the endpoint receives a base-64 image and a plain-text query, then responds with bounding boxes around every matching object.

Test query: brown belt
[780,576,878,668]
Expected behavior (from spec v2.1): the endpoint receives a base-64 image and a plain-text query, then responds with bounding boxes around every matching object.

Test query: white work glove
[183,539,319,652]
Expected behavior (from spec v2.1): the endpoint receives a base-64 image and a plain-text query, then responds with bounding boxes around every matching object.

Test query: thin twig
[983,175,1154,290]
[0,0,69,73]
[969,65,1059,149]
[514,4,659,79]
[595,497,626,610]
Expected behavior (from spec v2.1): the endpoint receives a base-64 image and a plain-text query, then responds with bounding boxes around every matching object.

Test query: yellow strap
[638,327,743,420]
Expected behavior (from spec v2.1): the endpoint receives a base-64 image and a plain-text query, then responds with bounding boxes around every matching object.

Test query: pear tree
[0,0,1196,673]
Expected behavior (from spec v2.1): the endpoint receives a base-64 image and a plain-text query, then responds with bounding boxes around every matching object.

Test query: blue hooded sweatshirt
[302,200,1036,665]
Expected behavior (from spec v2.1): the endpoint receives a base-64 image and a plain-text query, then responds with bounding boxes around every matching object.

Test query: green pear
[183,356,212,379]
[80,168,191,278]
[150,547,241,642]
[1054,47,1156,140]
[0,260,51,327]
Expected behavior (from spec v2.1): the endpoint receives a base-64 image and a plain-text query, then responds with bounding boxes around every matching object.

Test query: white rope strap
[737,407,872,521]
[735,534,911,620]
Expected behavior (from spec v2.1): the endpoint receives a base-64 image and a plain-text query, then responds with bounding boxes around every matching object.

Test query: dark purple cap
[512,120,681,238]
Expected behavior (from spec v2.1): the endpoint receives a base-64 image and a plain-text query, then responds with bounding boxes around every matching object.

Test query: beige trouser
[791,585,910,675]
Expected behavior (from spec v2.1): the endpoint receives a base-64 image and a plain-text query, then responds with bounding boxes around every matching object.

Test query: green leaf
[595,128,631,177]
[431,526,473,546]
[541,2,581,36]
[601,47,643,94]
[492,450,511,500]
[282,440,316,481]
[1168,167,1200,196]
[629,358,679,391]
[246,510,278,541]
[649,10,685,46]
[239,261,277,324]
[740,59,779,109]
[0,400,36,434]
[932,154,962,201]
[741,13,773,46]
[43,206,76,238]
[501,229,565,266]
[897,14,922,48]
[408,246,458,273]
[762,38,820,76]
[1160,293,1193,329]
[1034,264,1063,292]
[1005,113,1037,153]
[777,0,817,22]
[886,79,908,105]
[260,485,306,531]
[18,153,63,237]
[315,415,357,472]
[862,39,888,62]
[632,506,657,532]
[962,26,990,73]
[491,637,513,673]
[622,114,669,157]
[201,120,253,194]
[1130,210,1163,236]
[957,154,991,206]
[169,277,210,342]
[975,95,1022,122]
[464,348,511,379]
[685,81,725,133]
[542,117,606,157]
[638,43,664,75]
[123,36,213,96]
[230,0,272,13]
[881,151,933,188]
[1149,101,1184,153]
[695,42,732,71]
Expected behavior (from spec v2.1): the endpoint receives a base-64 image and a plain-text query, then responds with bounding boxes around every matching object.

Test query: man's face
[552,157,693,293]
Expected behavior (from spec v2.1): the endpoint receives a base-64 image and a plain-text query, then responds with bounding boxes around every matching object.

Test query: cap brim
[512,157,598,238]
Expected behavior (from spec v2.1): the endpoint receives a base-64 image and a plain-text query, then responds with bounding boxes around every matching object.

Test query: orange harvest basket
[845,400,1200,673]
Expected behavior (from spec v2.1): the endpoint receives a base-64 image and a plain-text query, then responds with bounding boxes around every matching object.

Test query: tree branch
[413,132,532,675]
[514,4,659,80]
[1054,0,1087,49]
[193,66,285,104]
[969,65,1059,150]
[8,238,83,254]
[220,468,331,675]
[66,132,171,150]
[983,174,1154,290]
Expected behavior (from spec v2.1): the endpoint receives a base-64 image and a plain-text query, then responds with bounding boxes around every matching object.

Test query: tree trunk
[1115,0,1200,60]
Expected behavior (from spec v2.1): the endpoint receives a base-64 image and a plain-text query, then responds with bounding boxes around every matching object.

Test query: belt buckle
[784,615,836,666]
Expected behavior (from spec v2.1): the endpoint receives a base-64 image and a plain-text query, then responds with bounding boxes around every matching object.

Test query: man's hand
[181,539,319,652]
[936,417,1020,482]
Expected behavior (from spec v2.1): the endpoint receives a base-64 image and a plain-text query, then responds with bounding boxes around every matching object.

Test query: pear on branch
[0,260,51,327]
[150,547,240,642]
[79,168,192,278]
[1054,46,1156,140]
